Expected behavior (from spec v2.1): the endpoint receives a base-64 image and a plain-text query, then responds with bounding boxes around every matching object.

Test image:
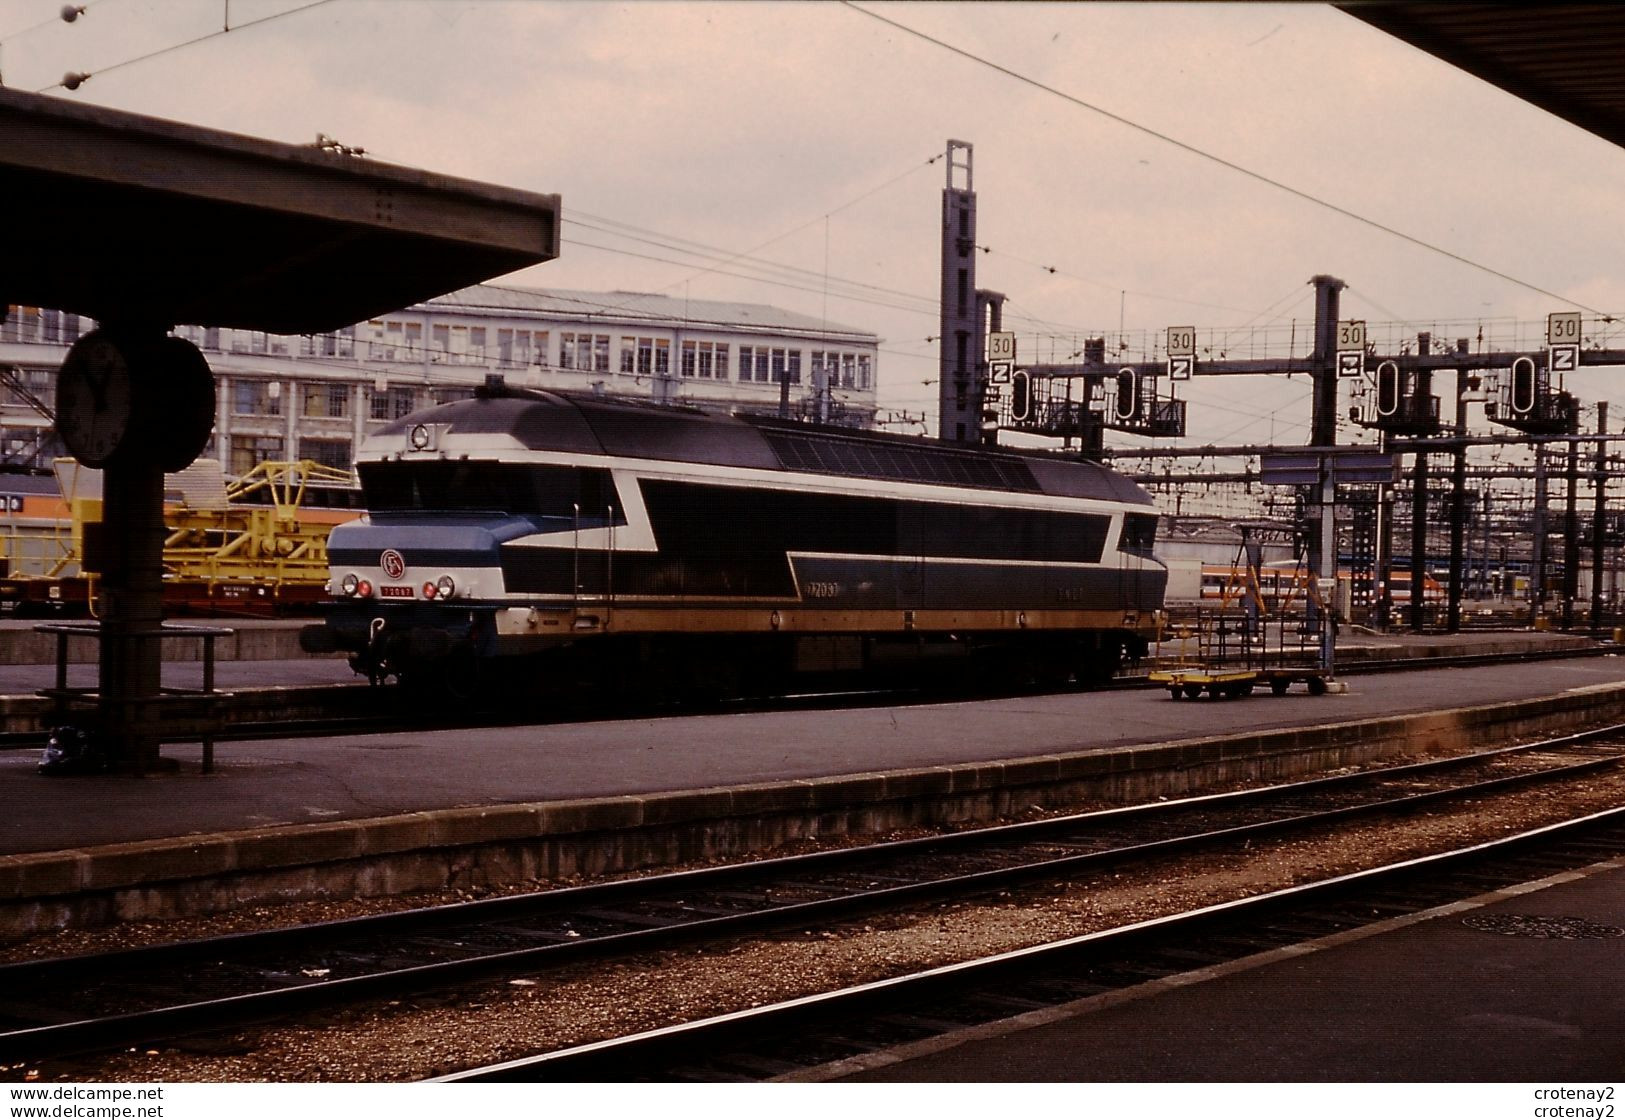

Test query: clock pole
[97,452,167,772]
[56,328,216,773]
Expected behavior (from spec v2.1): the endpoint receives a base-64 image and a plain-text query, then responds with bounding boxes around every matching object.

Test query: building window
[620,337,636,374]
[740,346,774,383]
[637,338,653,376]
[0,307,40,343]
[403,322,422,359]
[498,328,533,368]
[232,381,282,417]
[298,437,353,471]
[559,331,576,370]
[681,341,697,378]
[697,342,714,379]
[533,331,550,367]
[230,434,284,476]
[789,350,803,386]
[369,321,402,362]
[302,382,352,419]
[857,354,872,390]
[654,339,670,378]
[4,368,52,409]
[593,334,609,372]
[714,344,729,379]
[369,386,416,420]
[841,353,855,389]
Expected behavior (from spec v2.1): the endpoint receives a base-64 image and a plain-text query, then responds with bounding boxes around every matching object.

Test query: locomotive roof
[372,387,1155,507]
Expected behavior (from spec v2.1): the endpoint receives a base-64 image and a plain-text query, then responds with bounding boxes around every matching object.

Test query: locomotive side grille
[762,429,1039,493]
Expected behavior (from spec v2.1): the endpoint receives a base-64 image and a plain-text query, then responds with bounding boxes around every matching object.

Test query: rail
[2,726,1621,1061]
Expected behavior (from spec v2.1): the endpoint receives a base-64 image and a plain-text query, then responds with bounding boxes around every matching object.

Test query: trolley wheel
[1167,687,1183,701]
[1181,683,1203,700]
[1306,676,1329,696]
[1270,679,1290,697]
[1226,683,1247,700]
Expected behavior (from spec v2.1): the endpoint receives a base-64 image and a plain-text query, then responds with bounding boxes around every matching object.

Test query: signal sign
[1375,361,1400,417]
[1166,326,1196,358]
[1510,356,1537,414]
[989,360,1013,384]
[1336,320,1366,351]
[1547,312,1581,346]
[1168,355,1193,381]
[1337,351,1363,378]
[1114,368,1137,420]
[1549,345,1578,373]
[1009,370,1031,422]
[988,331,1016,364]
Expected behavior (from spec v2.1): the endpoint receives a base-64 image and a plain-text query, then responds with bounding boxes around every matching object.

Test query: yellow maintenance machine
[0,459,357,616]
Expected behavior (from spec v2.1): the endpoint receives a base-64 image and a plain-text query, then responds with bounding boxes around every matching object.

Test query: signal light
[422,581,439,600]
[1010,371,1031,422]
[356,580,373,598]
[1376,361,1400,417]
[1510,356,1537,414]
[1114,368,1137,421]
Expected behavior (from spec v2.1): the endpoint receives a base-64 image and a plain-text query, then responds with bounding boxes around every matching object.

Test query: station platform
[1,630,1622,936]
[834,856,1625,1081]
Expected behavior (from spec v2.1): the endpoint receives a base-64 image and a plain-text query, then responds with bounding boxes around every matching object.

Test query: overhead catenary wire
[33,0,340,92]
[841,1,1616,319]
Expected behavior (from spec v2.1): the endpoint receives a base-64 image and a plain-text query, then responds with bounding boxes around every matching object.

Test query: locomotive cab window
[359,462,623,523]
[1121,513,1158,555]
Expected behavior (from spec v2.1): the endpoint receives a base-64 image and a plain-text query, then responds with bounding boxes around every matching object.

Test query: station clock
[55,331,216,470]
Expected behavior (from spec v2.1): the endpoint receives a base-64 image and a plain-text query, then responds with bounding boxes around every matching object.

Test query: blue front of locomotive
[316,511,537,677]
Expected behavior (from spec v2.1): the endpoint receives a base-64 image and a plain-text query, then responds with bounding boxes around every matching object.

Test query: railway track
[0,640,1611,752]
[438,806,1625,1082]
[3,723,1623,1064]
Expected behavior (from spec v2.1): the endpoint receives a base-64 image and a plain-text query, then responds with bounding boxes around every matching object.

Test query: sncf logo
[380,549,407,580]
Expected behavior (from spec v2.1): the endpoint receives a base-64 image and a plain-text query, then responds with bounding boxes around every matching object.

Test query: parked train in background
[302,378,1168,699]
[1195,563,1444,605]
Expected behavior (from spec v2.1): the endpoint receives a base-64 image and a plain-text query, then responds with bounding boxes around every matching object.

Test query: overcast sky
[6,0,1623,448]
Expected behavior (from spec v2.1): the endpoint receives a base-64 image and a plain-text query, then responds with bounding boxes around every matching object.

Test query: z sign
[1168,355,1193,381]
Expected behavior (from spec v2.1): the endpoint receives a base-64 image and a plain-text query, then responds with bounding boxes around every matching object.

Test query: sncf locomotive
[303,378,1167,698]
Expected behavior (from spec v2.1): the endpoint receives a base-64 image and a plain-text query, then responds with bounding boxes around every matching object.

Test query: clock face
[56,332,135,467]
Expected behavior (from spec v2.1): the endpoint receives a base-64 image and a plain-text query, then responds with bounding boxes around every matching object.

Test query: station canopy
[0,87,560,334]
[1342,4,1625,152]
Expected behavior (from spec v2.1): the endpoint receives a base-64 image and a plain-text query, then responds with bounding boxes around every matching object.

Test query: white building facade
[0,285,881,476]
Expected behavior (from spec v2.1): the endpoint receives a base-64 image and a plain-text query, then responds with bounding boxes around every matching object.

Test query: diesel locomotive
[303,378,1168,698]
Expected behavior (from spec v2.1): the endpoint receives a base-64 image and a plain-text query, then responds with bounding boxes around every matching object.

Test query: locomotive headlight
[436,575,457,600]
[340,573,359,597]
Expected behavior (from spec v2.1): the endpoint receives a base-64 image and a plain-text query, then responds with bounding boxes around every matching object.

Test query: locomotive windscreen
[359,461,619,517]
